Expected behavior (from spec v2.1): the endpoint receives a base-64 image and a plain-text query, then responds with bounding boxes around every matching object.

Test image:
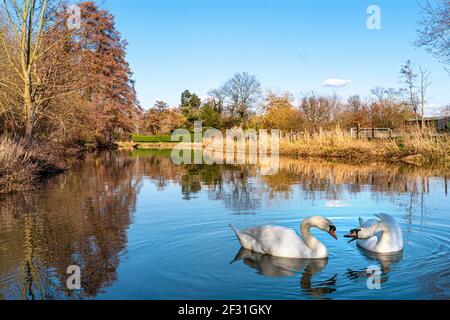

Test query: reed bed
[0,136,38,193]
[0,136,66,194]
[279,127,450,164]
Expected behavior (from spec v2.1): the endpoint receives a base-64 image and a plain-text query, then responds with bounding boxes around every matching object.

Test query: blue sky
[102,0,449,113]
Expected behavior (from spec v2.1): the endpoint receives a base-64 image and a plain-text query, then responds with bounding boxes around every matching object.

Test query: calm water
[0,150,449,300]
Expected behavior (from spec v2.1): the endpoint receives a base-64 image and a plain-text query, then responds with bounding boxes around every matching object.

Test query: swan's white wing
[357,236,378,251]
[361,218,379,228]
[374,213,398,225]
[373,213,403,240]
[243,225,310,258]
[357,219,381,251]
[372,213,403,252]
[358,217,365,226]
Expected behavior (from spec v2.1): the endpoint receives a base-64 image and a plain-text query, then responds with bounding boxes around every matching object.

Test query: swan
[229,216,337,259]
[344,213,403,253]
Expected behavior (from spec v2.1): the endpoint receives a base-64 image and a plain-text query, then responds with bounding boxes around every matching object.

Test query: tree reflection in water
[0,152,142,299]
[0,149,448,299]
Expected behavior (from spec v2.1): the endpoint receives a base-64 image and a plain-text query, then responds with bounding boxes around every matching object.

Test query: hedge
[131,135,174,143]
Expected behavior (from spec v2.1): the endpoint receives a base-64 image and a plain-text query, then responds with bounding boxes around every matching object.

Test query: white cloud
[426,103,443,116]
[323,78,352,88]
[325,200,351,208]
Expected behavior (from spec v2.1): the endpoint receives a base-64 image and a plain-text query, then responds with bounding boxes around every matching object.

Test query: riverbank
[0,136,82,194]
[279,128,450,165]
[120,129,450,166]
[3,129,448,194]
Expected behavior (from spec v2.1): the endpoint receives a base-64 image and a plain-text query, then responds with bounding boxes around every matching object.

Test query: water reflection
[0,152,141,299]
[231,248,336,299]
[0,149,448,299]
[345,248,403,286]
[132,150,449,216]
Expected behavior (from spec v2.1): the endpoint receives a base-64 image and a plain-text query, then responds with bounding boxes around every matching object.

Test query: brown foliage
[0,136,37,193]
[0,1,140,145]
[299,92,341,131]
[143,106,186,135]
[0,136,66,193]
[63,2,141,144]
[258,92,302,130]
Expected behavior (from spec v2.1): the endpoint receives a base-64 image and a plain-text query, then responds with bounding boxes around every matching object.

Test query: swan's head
[307,216,338,240]
[344,226,374,243]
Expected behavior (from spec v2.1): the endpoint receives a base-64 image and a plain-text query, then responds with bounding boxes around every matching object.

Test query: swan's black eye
[329,225,336,232]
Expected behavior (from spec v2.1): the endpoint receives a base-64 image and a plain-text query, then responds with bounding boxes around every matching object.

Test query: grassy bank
[0,136,71,194]
[123,128,450,166]
[279,128,450,165]
[131,134,174,143]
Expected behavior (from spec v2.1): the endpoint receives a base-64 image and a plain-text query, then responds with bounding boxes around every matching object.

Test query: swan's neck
[300,219,326,253]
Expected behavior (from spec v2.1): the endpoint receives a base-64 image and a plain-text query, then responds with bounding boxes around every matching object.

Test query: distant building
[406,116,449,132]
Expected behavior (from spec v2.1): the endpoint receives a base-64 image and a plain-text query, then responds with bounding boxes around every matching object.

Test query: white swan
[344,213,403,253]
[230,216,337,259]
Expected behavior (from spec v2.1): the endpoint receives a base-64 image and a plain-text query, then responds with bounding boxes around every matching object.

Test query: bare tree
[418,66,432,131]
[299,92,341,131]
[369,87,410,130]
[415,0,450,72]
[207,88,225,112]
[221,72,261,124]
[0,0,77,140]
[440,104,450,116]
[400,60,419,123]
[0,0,52,140]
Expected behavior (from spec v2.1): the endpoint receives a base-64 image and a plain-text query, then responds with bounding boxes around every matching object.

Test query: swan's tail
[229,224,247,248]
[229,223,240,235]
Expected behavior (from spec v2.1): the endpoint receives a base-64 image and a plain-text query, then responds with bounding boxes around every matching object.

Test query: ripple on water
[1,152,449,299]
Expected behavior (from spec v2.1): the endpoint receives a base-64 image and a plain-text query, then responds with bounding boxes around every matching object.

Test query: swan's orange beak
[329,226,338,240]
[329,229,338,240]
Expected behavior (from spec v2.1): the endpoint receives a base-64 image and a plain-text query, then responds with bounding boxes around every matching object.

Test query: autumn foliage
[0,1,140,145]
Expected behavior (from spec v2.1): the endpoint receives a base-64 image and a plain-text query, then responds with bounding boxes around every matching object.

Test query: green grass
[131,134,174,143]
[131,133,198,143]
[130,148,174,158]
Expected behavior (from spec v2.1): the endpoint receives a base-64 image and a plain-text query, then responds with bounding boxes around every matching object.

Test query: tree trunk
[23,73,34,142]
[421,100,425,133]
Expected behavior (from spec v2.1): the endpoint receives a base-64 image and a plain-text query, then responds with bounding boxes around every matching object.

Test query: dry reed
[279,127,450,164]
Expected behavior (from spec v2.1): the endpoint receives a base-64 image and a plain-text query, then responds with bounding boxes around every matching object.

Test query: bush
[0,136,67,194]
[0,136,38,193]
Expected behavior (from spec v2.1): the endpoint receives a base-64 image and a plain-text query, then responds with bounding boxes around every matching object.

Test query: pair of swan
[230,214,403,258]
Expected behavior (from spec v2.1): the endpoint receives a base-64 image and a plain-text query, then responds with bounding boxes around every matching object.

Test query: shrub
[0,136,38,193]
[0,136,67,194]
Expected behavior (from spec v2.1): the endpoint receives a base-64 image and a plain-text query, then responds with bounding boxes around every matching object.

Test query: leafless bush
[0,136,66,193]
[0,136,38,193]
